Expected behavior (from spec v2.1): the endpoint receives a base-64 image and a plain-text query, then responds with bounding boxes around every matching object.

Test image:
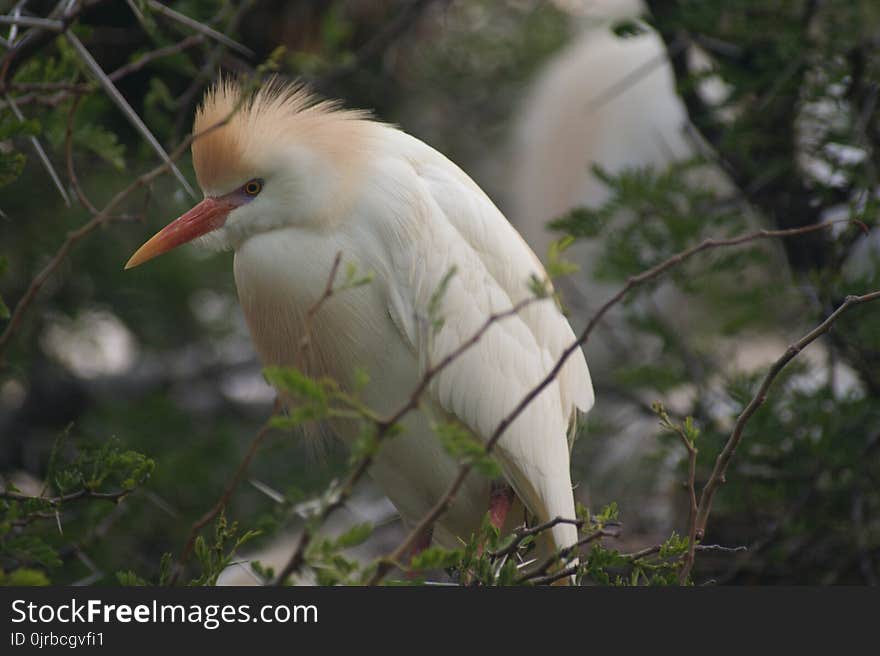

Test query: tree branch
[694,289,880,538]
[168,400,280,585]
[0,90,248,362]
[366,219,869,585]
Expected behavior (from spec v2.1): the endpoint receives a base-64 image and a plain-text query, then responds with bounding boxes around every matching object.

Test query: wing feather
[372,130,595,551]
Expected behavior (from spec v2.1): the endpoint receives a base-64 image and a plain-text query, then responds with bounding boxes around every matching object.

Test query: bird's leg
[460,483,517,584]
[488,481,515,531]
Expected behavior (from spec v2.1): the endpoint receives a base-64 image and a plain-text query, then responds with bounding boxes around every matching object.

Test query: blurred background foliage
[0,0,878,585]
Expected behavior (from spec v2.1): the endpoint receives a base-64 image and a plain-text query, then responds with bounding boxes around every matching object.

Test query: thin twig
[694,289,880,537]
[64,93,97,213]
[315,0,445,87]
[376,220,872,585]
[516,528,618,585]
[145,0,254,59]
[0,488,129,505]
[272,290,546,584]
[489,516,584,559]
[4,91,70,206]
[655,406,700,583]
[0,103,242,361]
[169,400,280,585]
[0,15,63,31]
[107,33,205,82]
[0,0,114,85]
[63,30,196,198]
[172,0,253,139]
[367,219,870,585]
[296,251,343,369]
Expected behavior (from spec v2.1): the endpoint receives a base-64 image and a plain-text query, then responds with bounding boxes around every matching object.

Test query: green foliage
[53,438,154,495]
[2,0,878,589]
[0,568,50,586]
[545,235,580,279]
[694,373,880,583]
[72,123,127,171]
[1,433,155,583]
[0,255,9,319]
[553,162,746,279]
[116,570,151,586]
[304,521,374,586]
[265,366,336,427]
[653,402,700,447]
[189,513,260,587]
[428,266,458,335]
[0,113,40,187]
[434,421,502,478]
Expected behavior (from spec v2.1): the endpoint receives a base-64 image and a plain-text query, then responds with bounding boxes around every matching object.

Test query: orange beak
[125,197,239,269]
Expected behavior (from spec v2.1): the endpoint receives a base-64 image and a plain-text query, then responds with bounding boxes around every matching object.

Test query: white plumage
[508,4,732,381]
[127,80,594,562]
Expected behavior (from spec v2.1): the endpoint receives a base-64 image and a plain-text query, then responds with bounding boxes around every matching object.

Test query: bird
[125,78,595,573]
[508,0,732,381]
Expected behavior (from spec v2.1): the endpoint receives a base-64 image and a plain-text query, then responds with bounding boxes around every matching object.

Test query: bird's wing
[375,134,594,549]
[412,150,594,421]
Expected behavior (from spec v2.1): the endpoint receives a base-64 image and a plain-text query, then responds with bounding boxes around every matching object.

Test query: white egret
[509,1,732,379]
[126,79,594,570]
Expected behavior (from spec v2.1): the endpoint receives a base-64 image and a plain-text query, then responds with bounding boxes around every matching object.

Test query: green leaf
[546,236,580,279]
[0,114,40,141]
[334,522,373,549]
[264,366,328,402]
[0,151,26,187]
[158,552,174,586]
[0,568,50,586]
[116,570,151,586]
[3,535,62,568]
[0,255,9,318]
[74,124,126,171]
[409,546,463,571]
[428,266,458,333]
[434,421,501,478]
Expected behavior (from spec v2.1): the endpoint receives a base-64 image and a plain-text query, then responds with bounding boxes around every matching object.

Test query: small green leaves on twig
[652,402,700,449]
[545,235,580,279]
[434,421,501,478]
[428,266,457,335]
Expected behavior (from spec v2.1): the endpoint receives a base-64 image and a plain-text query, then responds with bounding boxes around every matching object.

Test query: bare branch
[63,31,196,199]
[169,400,281,585]
[107,33,205,82]
[0,101,244,361]
[654,405,699,583]
[694,289,880,537]
[0,15,63,31]
[296,251,343,369]
[516,528,619,585]
[367,219,870,585]
[4,91,70,206]
[64,93,97,214]
[1,488,129,505]
[145,0,254,60]
[0,0,114,85]
[489,516,584,559]
[315,0,446,87]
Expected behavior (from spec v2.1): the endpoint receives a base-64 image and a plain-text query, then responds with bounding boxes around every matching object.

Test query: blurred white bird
[126,79,594,568]
[509,1,731,380]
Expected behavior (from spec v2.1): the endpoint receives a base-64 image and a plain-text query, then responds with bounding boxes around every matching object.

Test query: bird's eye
[243,179,263,196]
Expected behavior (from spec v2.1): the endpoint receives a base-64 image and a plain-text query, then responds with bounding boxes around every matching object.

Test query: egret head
[125,78,370,269]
